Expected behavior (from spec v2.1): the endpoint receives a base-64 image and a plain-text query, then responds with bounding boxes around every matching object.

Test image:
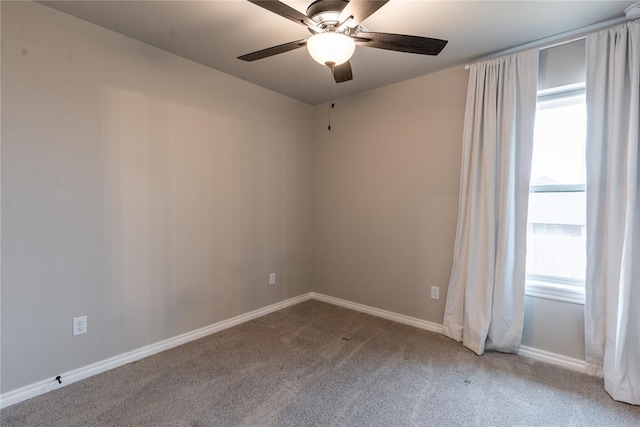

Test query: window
[525,83,586,304]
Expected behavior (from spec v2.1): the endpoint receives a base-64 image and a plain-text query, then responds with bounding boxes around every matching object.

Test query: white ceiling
[39,0,635,105]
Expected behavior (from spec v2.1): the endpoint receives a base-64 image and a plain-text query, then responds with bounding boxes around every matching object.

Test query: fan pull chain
[328,103,334,131]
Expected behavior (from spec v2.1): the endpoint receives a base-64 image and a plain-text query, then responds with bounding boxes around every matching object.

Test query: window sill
[525,279,585,305]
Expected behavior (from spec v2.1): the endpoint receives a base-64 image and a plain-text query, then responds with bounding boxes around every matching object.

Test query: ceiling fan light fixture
[307,32,355,66]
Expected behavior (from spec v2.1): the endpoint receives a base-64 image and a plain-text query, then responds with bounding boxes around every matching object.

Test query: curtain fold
[443,50,538,355]
[585,19,640,406]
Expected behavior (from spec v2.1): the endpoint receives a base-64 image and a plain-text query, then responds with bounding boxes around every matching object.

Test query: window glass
[526,87,586,286]
[530,92,586,187]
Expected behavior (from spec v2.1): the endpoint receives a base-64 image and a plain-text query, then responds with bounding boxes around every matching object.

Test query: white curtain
[585,20,640,405]
[443,50,539,355]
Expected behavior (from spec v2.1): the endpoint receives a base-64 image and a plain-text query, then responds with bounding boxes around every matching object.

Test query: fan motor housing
[306,0,348,26]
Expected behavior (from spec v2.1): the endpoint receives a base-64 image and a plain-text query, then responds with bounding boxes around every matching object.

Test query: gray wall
[1,1,314,393]
[523,297,585,359]
[539,39,586,90]
[313,68,467,324]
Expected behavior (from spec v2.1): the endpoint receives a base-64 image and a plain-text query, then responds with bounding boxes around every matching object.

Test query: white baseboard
[518,345,599,376]
[310,292,443,334]
[1,291,597,409]
[0,293,313,409]
[310,293,597,377]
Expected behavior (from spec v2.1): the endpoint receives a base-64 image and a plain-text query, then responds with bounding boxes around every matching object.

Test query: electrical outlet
[73,316,87,336]
[431,286,440,300]
[269,272,276,285]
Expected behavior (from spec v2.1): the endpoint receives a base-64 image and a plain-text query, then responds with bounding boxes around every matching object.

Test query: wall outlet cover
[73,316,87,336]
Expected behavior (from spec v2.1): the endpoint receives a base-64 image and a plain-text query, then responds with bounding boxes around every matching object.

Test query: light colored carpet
[2,299,639,426]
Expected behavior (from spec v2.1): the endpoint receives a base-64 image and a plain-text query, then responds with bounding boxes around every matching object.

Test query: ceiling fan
[238,0,448,83]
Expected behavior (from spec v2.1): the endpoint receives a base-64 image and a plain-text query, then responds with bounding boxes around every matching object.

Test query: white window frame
[524,84,586,305]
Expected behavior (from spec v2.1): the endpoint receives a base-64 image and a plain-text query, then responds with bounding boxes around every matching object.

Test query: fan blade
[357,32,448,56]
[338,0,388,26]
[333,61,353,83]
[238,39,307,61]
[248,0,317,29]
